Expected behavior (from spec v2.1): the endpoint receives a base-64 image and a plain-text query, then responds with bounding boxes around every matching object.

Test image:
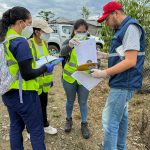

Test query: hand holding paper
[91,69,108,78]
[69,39,80,48]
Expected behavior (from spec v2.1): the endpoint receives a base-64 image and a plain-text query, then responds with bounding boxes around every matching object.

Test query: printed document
[71,71,103,91]
[36,55,57,69]
[75,38,97,66]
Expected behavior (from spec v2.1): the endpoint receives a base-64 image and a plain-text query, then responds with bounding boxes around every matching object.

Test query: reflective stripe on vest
[66,62,77,67]
[109,51,145,58]
[7,60,17,66]
[5,29,39,95]
[29,38,53,94]
[63,69,72,76]
[62,48,78,83]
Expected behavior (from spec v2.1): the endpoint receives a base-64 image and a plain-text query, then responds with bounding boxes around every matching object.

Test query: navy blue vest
[109,16,145,90]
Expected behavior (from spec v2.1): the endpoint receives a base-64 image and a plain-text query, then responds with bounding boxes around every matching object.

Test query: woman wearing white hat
[27,18,57,138]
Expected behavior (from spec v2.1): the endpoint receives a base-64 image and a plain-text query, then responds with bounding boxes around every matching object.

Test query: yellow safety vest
[28,38,53,95]
[5,28,39,92]
[62,48,78,83]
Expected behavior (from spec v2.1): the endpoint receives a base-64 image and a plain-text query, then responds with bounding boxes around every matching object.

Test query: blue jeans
[2,90,46,150]
[102,88,135,150]
[62,79,89,123]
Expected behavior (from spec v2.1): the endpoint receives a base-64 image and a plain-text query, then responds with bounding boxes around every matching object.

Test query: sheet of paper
[71,71,103,91]
[75,38,97,66]
[36,55,57,69]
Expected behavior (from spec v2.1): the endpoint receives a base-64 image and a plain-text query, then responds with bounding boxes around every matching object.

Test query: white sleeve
[122,24,141,52]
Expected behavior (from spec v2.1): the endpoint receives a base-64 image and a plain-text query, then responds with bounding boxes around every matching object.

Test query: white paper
[75,38,97,66]
[36,55,57,69]
[71,71,102,91]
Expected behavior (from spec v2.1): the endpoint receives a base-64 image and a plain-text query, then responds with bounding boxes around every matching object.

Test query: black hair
[71,19,88,38]
[0,6,31,42]
[29,27,41,39]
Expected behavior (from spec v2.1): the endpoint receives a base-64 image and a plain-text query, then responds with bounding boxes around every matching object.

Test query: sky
[0,0,110,20]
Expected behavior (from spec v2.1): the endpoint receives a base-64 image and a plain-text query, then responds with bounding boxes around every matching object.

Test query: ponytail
[0,6,30,42]
[0,9,12,42]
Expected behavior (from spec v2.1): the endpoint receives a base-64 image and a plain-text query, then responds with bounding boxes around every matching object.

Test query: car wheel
[48,45,59,55]
[96,43,103,50]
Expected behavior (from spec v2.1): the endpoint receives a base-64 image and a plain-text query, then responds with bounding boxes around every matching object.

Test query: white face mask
[20,22,33,38]
[40,33,50,42]
[74,32,87,41]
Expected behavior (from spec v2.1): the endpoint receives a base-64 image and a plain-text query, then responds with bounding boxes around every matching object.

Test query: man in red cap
[91,1,145,149]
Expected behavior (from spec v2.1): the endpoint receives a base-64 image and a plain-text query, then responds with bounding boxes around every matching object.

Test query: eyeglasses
[105,11,115,22]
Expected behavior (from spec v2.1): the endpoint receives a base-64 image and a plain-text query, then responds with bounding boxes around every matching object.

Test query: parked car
[47,24,73,55]
[47,24,104,55]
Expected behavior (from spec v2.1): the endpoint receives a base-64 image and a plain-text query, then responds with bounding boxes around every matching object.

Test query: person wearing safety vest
[1,7,55,150]
[60,19,91,139]
[91,1,145,149]
[27,18,57,137]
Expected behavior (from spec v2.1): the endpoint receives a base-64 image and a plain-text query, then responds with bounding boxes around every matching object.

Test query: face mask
[40,33,50,42]
[74,32,87,41]
[20,22,33,38]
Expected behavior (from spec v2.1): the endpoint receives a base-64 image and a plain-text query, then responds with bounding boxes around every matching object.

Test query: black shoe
[81,122,90,139]
[64,118,72,132]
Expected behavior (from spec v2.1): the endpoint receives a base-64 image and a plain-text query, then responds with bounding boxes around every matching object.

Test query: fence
[141,34,150,93]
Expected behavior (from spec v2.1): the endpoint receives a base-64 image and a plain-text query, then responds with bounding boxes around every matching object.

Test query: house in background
[51,17,103,36]
[86,20,102,36]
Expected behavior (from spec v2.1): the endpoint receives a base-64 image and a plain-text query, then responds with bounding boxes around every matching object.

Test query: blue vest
[108,16,145,90]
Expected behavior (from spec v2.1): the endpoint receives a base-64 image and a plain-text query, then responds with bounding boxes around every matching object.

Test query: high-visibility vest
[29,38,53,95]
[5,28,39,92]
[62,48,77,83]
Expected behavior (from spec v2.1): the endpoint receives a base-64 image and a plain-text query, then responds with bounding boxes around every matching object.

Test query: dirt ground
[0,65,150,150]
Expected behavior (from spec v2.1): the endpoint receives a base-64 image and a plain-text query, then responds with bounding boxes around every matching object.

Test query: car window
[50,25,58,33]
[62,26,73,34]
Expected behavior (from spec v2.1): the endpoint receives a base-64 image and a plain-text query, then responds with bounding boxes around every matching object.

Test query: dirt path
[0,65,149,150]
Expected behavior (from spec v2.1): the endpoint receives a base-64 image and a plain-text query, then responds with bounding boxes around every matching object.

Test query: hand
[69,38,80,48]
[91,69,108,78]
[45,63,55,73]
[97,51,108,59]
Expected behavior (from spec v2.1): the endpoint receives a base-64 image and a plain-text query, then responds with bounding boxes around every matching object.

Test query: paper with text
[36,55,57,69]
[71,71,103,91]
[75,38,97,66]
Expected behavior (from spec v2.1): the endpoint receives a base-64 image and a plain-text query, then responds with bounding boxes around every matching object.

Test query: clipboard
[77,63,97,71]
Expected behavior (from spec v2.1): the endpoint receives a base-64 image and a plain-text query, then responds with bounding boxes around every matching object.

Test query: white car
[88,35,104,50]
[47,24,104,55]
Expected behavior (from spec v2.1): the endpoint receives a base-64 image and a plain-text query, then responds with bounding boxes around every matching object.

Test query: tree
[37,10,55,23]
[81,6,90,20]
[99,0,150,53]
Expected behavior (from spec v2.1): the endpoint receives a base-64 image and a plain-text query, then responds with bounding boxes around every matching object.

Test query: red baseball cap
[97,1,122,23]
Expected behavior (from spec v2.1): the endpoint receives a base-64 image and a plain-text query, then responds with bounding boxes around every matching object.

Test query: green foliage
[37,10,55,23]
[99,0,150,55]
[81,6,90,20]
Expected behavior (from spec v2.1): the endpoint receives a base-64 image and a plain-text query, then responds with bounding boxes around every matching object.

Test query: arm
[9,38,47,81]
[106,25,141,75]
[92,24,141,78]
[60,39,72,56]
[106,50,137,75]
[19,59,47,81]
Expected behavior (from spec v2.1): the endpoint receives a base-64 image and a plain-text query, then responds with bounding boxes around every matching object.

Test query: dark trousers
[39,92,49,127]
[2,90,46,150]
